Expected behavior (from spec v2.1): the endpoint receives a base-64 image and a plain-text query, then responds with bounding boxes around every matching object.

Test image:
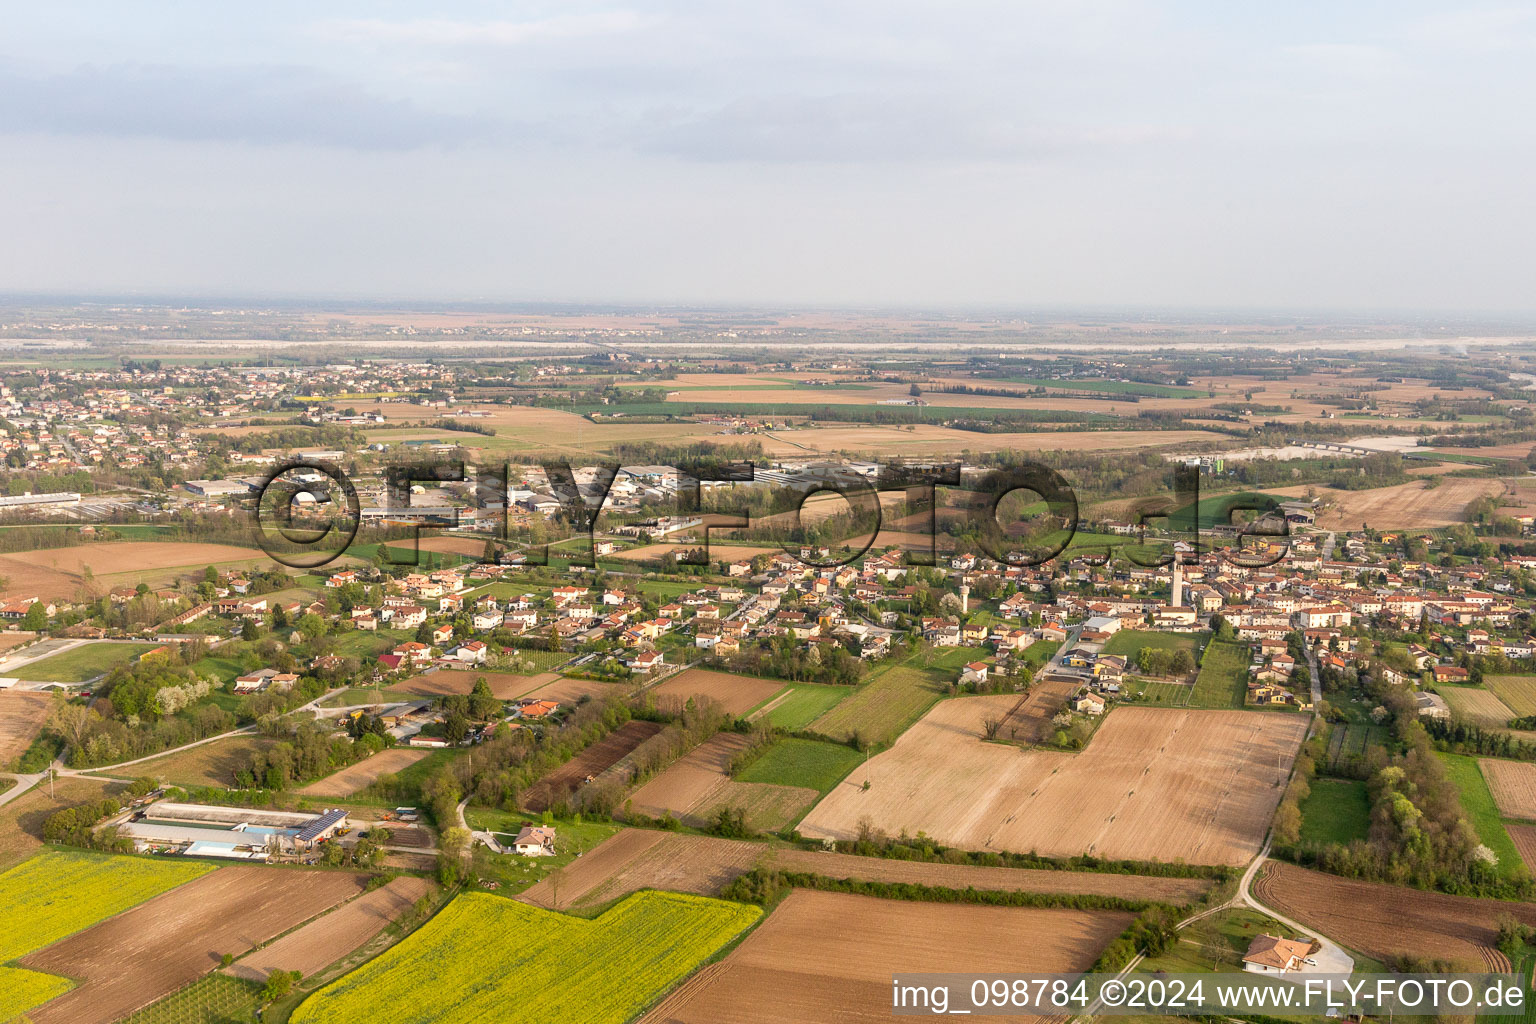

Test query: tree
[444,710,470,744]
[469,676,499,720]
[296,612,326,642]
[261,969,301,1004]
[48,692,99,752]
[21,601,48,631]
[240,618,260,642]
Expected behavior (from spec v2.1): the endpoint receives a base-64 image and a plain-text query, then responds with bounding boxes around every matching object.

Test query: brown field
[1270,477,1505,530]
[0,630,38,652]
[225,875,432,982]
[0,541,274,602]
[522,719,664,812]
[608,542,781,563]
[798,702,1307,865]
[518,675,636,704]
[1251,860,1534,971]
[624,733,817,831]
[0,776,125,871]
[650,669,786,717]
[296,747,433,798]
[1508,824,1536,874]
[1485,675,1536,719]
[103,734,275,789]
[1438,685,1520,729]
[1479,759,1536,821]
[21,866,366,1024]
[519,830,769,911]
[412,534,495,558]
[641,889,1131,1024]
[0,690,51,765]
[999,676,1080,744]
[753,425,1223,458]
[397,669,557,699]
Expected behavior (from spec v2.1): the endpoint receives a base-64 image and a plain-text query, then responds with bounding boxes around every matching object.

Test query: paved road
[0,771,45,809]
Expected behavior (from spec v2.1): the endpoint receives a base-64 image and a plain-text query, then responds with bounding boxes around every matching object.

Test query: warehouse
[117,801,348,858]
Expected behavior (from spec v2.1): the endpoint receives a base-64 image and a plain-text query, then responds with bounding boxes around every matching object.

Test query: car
[1302,958,1317,966]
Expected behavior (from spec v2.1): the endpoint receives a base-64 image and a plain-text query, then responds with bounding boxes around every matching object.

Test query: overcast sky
[2,2,1534,312]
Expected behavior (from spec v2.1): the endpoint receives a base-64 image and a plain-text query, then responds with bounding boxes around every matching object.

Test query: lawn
[1124,678,1190,705]
[808,660,948,748]
[1019,640,1061,669]
[1190,640,1250,709]
[1298,777,1371,846]
[22,642,158,682]
[1135,908,1294,974]
[762,684,853,731]
[290,891,760,1024]
[463,808,623,896]
[119,975,261,1024]
[1441,752,1524,879]
[1100,629,1205,660]
[736,737,864,795]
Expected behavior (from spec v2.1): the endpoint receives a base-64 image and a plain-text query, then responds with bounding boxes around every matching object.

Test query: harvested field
[0,690,51,765]
[1485,675,1536,718]
[999,676,1078,744]
[411,535,492,559]
[625,732,817,831]
[519,675,634,704]
[226,875,433,982]
[107,734,275,789]
[650,668,785,717]
[0,776,124,872]
[799,702,1307,865]
[1439,685,1520,729]
[0,631,37,653]
[608,542,780,562]
[753,425,1223,458]
[520,830,769,911]
[1251,860,1533,971]
[640,889,1131,1024]
[523,720,664,812]
[398,669,557,699]
[0,542,273,602]
[374,823,432,849]
[1509,824,1536,874]
[1270,477,1504,531]
[20,866,366,1024]
[297,747,433,798]
[1479,758,1536,821]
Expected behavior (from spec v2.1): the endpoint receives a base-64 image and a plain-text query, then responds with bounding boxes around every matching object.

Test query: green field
[1100,629,1205,660]
[993,376,1204,399]
[1486,676,1536,718]
[1441,753,1524,879]
[736,737,864,794]
[290,891,759,1024]
[119,975,261,1024]
[0,851,216,1020]
[1298,777,1372,845]
[1190,640,1250,709]
[808,660,948,747]
[762,684,853,731]
[21,642,159,682]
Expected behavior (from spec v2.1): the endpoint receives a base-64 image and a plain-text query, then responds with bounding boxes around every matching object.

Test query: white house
[512,825,556,856]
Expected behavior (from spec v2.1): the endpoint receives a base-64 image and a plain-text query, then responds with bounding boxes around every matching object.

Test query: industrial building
[116,801,349,860]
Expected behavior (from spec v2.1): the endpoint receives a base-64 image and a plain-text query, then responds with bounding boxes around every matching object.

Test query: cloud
[316,12,646,48]
[0,61,486,149]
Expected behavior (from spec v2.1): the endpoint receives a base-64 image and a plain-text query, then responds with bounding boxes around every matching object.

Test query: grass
[463,808,623,896]
[1441,752,1524,879]
[808,659,948,747]
[21,642,158,682]
[1124,677,1191,705]
[289,891,760,1024]
[992,375,1205,399]
[1298,777,1372,845]
[762,684,853,731]
[1486,675,1536,718]
[1135,908,1295,974]
[95,734,275,789]
[1190,640,1250,709]
[736,737,864,795]
[119,975,263,1024]
[1100,629,1205,660]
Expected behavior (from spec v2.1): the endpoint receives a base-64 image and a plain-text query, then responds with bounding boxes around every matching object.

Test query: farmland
[0,541,275,603]
[1440,753,1523,878]
[1485,675,1536,719]
[1190,640,1250,708]
[1480,758,1536,821]
[226,875,433,982]
[735,737,864,795]
[522,719,663,812]
[110,733,275,789]
[1100,629,1204,660]
[290,890,760,1024]
[0,776,125,871]
[649,668,786,716]
[799,702,1306,865]
[1275,476,1505,531]
[397,668,562,700]
[757,683,852,730]
[118,976,261,1024]
[21,865,367,1024]
[20,641,157,682]
[0,689,52,764]
[295,746,434,798]
[1252,860,1535,970]
[625,732,818,830]
[0,966,74,1023]
[640,890,1131,1024]
[807,662,948,747]
[1438,685,1521,729]
[1297,777,1371,845]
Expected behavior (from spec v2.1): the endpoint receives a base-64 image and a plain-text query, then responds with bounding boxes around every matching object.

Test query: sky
[1,1,1534,312]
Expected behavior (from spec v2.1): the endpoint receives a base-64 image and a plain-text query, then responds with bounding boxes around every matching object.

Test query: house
[960,661,989,686]
[1242,934,1312,974]
[430,624,454,645]
[512,825,556,856]
[408,734,451,748]
[1433,664,1469,684]
[629,649,665,673]
[1415,691,1451,720]
[450,640,487,665]
[1072,692,1106,715]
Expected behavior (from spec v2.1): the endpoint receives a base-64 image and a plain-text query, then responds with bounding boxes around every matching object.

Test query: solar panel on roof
[295,808,347,843]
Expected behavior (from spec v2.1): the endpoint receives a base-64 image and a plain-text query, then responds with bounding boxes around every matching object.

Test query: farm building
[117,801,349,859]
